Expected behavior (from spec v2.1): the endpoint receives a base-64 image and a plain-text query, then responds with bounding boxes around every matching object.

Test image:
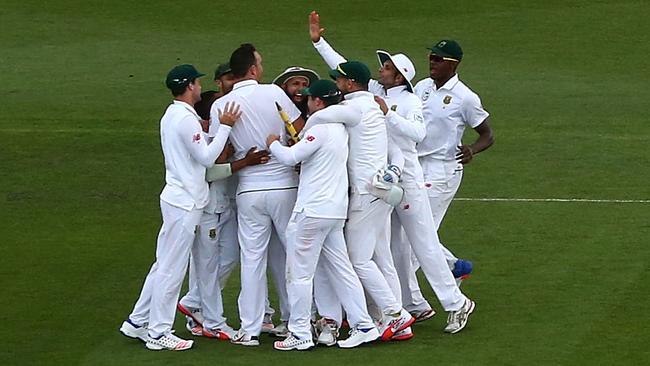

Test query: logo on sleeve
[192,133,201,143]
[306,135,315,142]
[422,89,431,101]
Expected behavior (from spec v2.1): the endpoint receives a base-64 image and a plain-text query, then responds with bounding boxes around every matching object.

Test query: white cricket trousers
[391,184,467,312]
[267,229,290,321]
[345,192,402,315]
[180,207,239,329]
[420,158,465,267]
[286,213,374,340]
[236,188,297,336]
[390,224,431,313]
[128,200,202,337]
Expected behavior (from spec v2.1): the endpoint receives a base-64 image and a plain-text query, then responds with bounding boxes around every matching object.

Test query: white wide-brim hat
[272,66,320,86]
[376,50,416,93]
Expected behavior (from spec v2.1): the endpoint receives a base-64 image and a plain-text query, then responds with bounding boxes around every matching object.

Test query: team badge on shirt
[209,228,217,239]
[192,133,201,143]
[443,95,453,104]
[306,135,315,142]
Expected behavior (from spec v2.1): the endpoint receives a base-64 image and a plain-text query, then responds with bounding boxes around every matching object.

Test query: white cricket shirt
[343,91,388,194]
[159,100,231,211]
[270,116,349,219]
[413,74,489,163]
[376,85,426,187]
[210,79,301,193]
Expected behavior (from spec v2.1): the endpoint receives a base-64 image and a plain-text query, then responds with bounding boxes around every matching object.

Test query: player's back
[211,80,301,192]
[295,123,349,218]
[343,91,388,194]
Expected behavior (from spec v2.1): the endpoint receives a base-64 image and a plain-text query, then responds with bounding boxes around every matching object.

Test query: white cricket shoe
[316,319,339,346]
[271,321,289,338]
[378,308,415,341]
[261,313,275,334]
[230,329,260,346]
[145,332,193,351]
[177,303,204,326]
[444,299,476,334]
[185,317,203,336]
[119,319,148,342]
[273,334,315,351]
[337,326,380,348]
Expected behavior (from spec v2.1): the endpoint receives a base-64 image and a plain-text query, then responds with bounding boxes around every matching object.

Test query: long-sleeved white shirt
[211,79,301,193]
[159,100,231,211]
[270,118,349,219]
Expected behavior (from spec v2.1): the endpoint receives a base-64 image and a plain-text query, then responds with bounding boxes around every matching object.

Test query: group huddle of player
[119,11,493,352]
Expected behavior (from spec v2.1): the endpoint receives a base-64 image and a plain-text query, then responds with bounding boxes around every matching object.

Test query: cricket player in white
[178,148,271,340]
[211,44,304,346]
[414,39,494,295]
[415,39,493,267]
[119,64,239,351]
[314,56,414,340]
[267,80,380,351]
[309,12,477,334]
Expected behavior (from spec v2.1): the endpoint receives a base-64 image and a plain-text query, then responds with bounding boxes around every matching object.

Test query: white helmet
[376,50,416,92]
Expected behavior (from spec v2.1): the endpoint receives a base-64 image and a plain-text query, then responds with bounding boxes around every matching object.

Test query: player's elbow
[414,128,426,143]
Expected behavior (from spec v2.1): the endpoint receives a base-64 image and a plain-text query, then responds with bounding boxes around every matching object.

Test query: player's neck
[174,94,194,106]
[433,74,454,89]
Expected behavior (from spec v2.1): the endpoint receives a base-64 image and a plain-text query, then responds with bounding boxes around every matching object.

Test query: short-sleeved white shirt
[211,79,301,193]
[414,74,489,162]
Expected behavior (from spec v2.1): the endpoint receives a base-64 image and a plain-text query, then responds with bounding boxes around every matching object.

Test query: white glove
[383,165,401,183]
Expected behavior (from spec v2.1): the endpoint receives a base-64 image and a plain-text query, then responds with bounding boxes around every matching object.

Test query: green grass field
[2,1,649,365]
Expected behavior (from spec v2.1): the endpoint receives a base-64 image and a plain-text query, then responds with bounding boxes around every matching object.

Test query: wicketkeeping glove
[382,164,401,183]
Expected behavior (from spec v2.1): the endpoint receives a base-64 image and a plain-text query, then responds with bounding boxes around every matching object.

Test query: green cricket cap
[300,79,341,100]
[214,62,232,80]
[165,64,205,89]
[328,61,371,85]
[428,40,463,62]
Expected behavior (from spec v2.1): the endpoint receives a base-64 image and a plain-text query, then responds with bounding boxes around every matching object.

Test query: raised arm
[310,11,347,68]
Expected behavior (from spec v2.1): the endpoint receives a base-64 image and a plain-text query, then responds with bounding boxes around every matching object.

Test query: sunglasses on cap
[429,54,459,63]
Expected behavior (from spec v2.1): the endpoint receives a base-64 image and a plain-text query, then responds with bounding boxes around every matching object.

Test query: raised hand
[218,101,242,127]
[309,10,325,43]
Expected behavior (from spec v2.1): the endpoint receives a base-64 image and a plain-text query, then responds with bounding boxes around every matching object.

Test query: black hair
[230,43,257,78]
[170,77,197,97]
[194,90,219,120]
[351,79,369,90]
